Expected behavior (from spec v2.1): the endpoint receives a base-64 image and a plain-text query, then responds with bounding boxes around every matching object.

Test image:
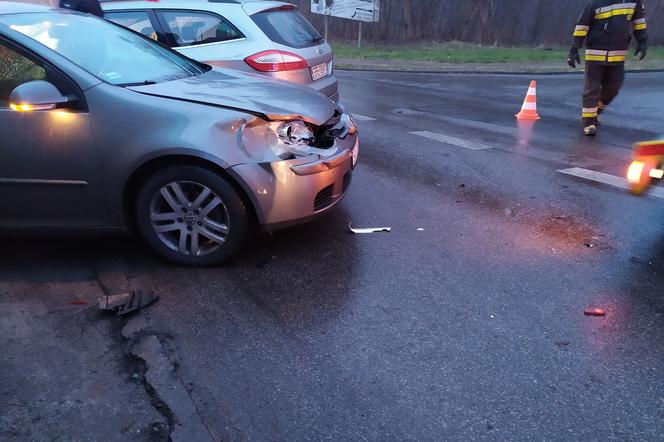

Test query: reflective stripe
[586,55,607,61]
[633,18,647,24]
[521,102,537,111]
[595,2,637,13]
[608,50,628,56]
[586,49,608,56]
[574,25,589,37]
[595,8,635,19]
[582,108,599,118]
[633,22,647,30]
[607,55,626,62]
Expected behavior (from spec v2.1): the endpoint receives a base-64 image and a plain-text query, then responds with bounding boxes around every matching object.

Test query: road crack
[94,255,214,441]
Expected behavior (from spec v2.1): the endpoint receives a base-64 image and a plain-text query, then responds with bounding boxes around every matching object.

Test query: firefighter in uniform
[568,0,648,136]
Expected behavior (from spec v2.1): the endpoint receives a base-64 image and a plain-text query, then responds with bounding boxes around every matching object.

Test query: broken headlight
[277,120,314,146]
[268,120,334,159]
[241,117,344,162]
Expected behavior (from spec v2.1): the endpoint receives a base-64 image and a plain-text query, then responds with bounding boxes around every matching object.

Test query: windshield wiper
[117,80,157,87]
[311,36,324,43]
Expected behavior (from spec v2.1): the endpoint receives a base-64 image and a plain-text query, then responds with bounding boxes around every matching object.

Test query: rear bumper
[310,73,339,102]
[229,135,358,230]
[206,60,339,102]
[261,70,338,102]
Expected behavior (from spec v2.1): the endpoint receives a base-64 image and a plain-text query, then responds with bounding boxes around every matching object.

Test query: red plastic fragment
[584,308,606,317]
[68,300,88,305]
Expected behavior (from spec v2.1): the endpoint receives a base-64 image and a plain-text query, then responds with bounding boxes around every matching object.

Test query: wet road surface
[3,70,664,441]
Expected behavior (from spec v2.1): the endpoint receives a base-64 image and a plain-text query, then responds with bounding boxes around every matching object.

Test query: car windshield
[0,11,205,85]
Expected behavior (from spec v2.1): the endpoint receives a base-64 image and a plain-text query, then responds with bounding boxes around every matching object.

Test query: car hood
[128,69,339,126]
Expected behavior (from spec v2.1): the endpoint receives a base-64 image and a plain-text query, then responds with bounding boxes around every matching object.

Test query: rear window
[158,10,244,47]
[251,9,322,49]
[104,11,160,41]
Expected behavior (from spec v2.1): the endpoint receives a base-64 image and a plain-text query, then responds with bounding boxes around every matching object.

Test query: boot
[584,125,597,137]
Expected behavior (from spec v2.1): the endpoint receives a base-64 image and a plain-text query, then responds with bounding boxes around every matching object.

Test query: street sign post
[311,0,380,48]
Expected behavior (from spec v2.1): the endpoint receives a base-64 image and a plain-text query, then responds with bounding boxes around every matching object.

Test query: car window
[251,9,322,49]
[104,11,160,42]
[0,42,46,106]
[2,12,206,86]
[159,11,243,47]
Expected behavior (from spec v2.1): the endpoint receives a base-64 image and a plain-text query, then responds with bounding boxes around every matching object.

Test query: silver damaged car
[0,2,359,266]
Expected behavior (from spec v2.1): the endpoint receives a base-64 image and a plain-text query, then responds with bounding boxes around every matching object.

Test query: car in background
[0,2,358,266]
[100,0,339,102]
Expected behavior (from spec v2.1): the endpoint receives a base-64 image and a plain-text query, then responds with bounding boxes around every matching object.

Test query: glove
[635,41,647,60]
[568,47,581,68]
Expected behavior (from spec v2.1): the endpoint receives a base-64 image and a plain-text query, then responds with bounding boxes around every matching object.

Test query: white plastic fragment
[98,293,132,310]
[348,222,391,234]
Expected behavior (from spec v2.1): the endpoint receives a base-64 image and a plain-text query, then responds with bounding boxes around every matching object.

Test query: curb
[336,67,664,76]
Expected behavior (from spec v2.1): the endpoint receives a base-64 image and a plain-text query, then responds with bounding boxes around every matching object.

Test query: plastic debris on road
[584,308,606,317]
[348,222,391,234]
[98,290,159,316]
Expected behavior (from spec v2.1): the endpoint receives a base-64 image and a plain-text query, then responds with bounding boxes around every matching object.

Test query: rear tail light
[627,161,645,183]
[245,50,308,72]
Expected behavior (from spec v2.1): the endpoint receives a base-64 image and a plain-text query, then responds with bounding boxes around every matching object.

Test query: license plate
[310,63,328,81]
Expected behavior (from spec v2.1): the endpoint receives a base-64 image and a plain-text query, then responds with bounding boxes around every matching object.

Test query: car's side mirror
[9,80,71,112]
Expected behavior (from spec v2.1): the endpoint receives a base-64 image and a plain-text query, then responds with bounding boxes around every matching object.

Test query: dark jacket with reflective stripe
[572,0,648,64]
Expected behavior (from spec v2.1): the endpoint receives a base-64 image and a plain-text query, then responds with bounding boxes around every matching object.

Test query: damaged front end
[231,111,360,229]
[240,111,358,165]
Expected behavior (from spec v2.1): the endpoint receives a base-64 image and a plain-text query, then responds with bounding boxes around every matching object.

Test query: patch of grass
[332,41,664,64]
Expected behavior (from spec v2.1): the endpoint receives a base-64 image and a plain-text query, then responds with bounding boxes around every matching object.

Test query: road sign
[311,0,380,23]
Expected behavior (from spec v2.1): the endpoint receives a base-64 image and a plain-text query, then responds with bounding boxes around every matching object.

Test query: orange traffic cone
[516,80,541,120]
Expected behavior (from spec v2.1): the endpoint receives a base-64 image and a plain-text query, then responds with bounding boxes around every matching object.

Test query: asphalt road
[3,70,664,441]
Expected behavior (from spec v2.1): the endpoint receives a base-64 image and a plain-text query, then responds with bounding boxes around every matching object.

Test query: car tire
[135,165,249,266]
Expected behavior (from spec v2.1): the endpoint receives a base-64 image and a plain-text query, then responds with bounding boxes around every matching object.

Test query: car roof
[100,0,290,13]
[0,1,55,15]
[99,0,280,5]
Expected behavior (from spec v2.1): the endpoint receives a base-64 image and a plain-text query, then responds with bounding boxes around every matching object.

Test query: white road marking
[352,113,377,122]
[558,167,664,199]
[409,131,493,151]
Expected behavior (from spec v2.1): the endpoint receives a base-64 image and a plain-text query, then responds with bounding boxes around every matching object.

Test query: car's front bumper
[229,136,358,231]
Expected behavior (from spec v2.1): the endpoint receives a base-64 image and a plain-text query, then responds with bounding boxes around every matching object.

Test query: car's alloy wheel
[150,181,230,257]
[136,166,248,266]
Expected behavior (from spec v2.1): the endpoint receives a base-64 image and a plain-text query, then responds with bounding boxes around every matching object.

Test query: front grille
[314,184,335,211]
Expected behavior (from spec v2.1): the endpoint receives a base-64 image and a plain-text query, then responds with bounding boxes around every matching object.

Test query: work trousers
[582,62,625,125]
